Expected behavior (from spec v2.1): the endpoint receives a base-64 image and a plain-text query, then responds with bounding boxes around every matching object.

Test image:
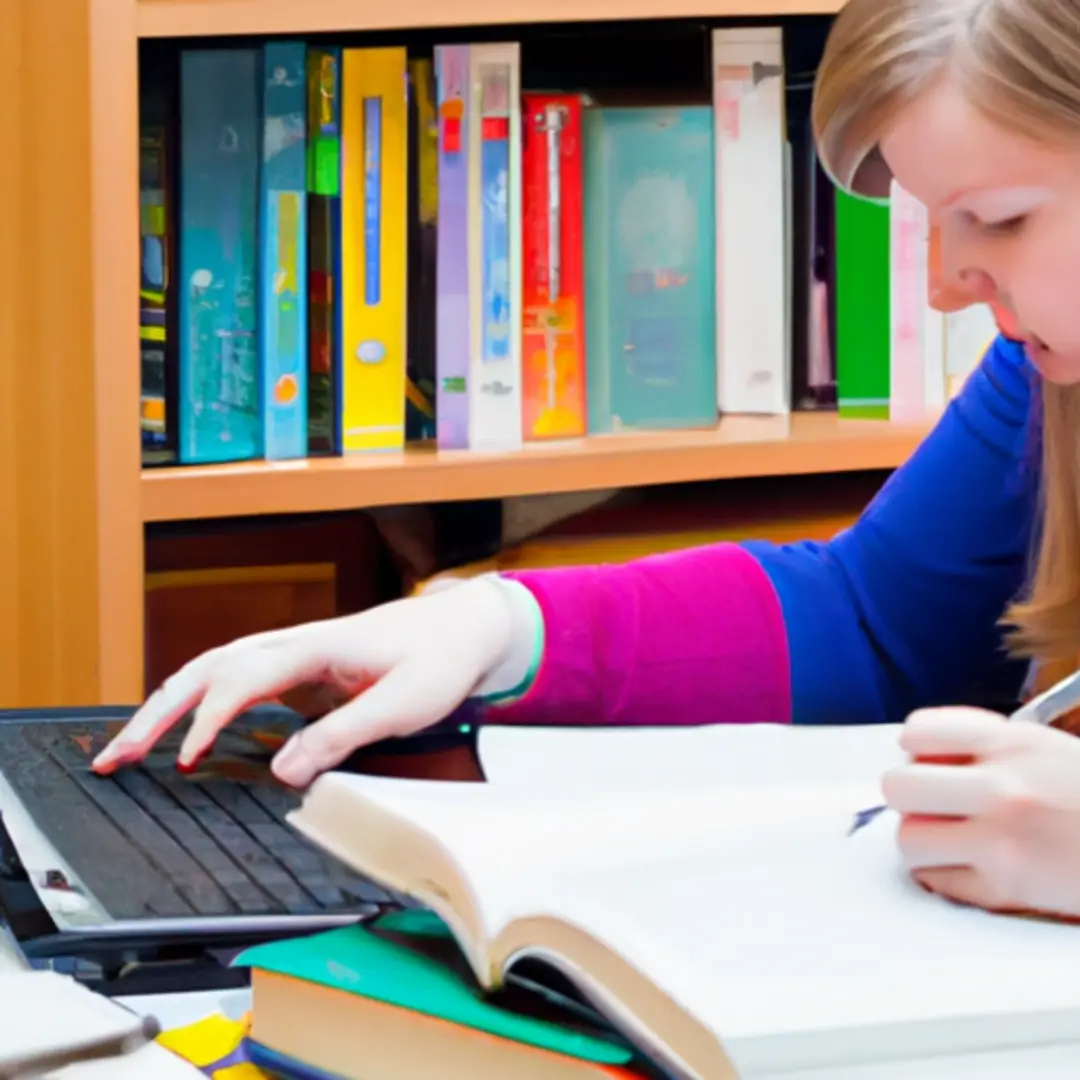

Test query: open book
[286,725,1080,1080]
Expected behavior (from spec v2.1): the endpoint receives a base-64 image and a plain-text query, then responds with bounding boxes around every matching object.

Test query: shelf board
[136,0,843,38]
[141,412,932,523]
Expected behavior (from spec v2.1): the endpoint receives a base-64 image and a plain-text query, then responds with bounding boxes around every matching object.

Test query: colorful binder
[306,45,343,456]
[467,43,523,451]
[340,47,409,452]
[177,48,262,464]
[584,104,718,432]
[521,92,587,439]
[260,41,308,460]
[434,44,471,449]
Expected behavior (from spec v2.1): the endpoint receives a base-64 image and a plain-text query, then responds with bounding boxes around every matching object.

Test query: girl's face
[880,78,1080,384]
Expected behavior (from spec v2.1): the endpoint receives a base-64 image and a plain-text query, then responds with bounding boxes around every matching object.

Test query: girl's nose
[958,269,997,304]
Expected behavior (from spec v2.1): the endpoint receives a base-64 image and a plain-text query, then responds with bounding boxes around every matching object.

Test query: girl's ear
[851,146,893,201]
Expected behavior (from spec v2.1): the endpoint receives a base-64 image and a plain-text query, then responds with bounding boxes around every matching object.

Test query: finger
[271,659,467,788]
[91,650,227,773]
[896,814,992,871]
[912,866,1007,912]
[91,623,321,772]
[899,708,1007,760]
[179,637,343,767]
[882,761,998,817]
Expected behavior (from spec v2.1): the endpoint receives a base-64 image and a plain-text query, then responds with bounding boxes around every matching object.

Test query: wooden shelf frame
[2,0,142,708]
[136,0,843,39]
[4,0,921,711]
[143,414,932,523]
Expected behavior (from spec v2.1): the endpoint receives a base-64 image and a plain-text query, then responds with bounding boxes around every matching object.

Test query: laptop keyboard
[0,711,395,922]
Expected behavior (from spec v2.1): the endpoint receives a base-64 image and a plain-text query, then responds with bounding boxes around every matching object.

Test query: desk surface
[111,988,1078,1080]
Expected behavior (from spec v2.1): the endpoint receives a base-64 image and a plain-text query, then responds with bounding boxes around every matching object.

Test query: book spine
[834,187,890,418]
[406,58,439,443]
[435,44,471,449]
[888,180,926,422]
[521,92,587,440]
[139,113,171,460]
[260,41,309,460]
[583,104,613,433]
[808,144,837,406]
[340,47,409,453]
[467,43,523,451]
[587,106,717,431]
[178,48,262,464]
[920,238,947,416]
[712,26,789,415]
[306,45,343,456]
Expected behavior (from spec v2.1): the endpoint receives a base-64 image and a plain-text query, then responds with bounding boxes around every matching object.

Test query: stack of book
[200,723,1080,1079]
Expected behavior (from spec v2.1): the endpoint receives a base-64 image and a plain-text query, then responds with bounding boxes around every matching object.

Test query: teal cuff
[477,581,544,708]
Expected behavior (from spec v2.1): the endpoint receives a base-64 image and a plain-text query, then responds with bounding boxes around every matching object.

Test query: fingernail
[176,742,211,773]
[272,735,316,788]
[91,746,125,773]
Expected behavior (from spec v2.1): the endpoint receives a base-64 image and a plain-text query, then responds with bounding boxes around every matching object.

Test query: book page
[294,772,1080,1073]
[477,722,907,793]
[304,773,848,907]
[501,791,1080,1076]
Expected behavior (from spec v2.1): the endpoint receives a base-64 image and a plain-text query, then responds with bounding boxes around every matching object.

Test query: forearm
[480,543,791,727]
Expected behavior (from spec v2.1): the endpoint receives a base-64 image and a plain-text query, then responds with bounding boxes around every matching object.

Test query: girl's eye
[981,214,1028,236]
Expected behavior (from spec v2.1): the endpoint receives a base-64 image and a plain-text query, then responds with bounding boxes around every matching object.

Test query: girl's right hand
[91,576,525,788]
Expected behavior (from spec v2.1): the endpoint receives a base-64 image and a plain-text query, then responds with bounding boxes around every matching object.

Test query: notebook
[0,969,202,1078]
[283,737,1080,1080]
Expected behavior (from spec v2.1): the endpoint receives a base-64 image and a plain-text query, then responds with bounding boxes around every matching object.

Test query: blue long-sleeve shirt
[744,335,1038,724]
[498,335,1041,728]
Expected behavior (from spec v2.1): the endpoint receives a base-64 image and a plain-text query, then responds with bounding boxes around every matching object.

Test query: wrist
[417,573,543,703]
[472,576,544,704]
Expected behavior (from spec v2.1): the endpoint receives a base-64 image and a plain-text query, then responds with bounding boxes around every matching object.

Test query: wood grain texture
[0,0,142,706]
[136,0,843,38]
[142,414,934,523]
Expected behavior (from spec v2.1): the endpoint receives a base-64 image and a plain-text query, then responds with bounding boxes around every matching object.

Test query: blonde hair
[813,0,1080,667]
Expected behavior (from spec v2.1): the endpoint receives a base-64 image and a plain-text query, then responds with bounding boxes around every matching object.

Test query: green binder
[834,189,890,418]
[234,912,632,1067]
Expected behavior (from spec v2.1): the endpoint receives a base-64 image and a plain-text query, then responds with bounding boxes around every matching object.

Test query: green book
[234,912,632,1068]
[833,188,890,418]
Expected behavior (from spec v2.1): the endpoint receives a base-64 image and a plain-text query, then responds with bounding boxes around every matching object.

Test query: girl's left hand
[882,707,1080,920]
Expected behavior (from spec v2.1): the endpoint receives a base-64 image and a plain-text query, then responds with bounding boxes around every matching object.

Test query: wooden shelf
[136,0,843,38]
[142,413,932,523]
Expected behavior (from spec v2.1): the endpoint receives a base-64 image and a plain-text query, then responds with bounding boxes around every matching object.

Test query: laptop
[0,703,479,995]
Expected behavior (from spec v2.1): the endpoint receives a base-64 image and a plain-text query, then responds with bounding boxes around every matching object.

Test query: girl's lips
[990,302,1050,354]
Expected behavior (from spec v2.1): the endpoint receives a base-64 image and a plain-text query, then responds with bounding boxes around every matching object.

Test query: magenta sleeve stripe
[488,543,792,727]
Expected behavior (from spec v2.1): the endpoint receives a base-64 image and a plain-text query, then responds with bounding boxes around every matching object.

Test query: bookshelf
[4,0,927,710]
[143,414,930,522]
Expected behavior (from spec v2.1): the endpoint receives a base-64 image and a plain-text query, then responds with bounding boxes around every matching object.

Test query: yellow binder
[341,47,408,452]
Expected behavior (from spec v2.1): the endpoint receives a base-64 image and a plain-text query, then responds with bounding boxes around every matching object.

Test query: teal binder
[178,48,262,463]
[584,105,718,433]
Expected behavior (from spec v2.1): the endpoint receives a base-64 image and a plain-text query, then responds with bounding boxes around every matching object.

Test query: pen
[0,1014,159,1080]
[848,669,1080,835]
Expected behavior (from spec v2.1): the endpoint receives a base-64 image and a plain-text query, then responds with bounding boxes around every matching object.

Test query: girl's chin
[1026,345,1080,385]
